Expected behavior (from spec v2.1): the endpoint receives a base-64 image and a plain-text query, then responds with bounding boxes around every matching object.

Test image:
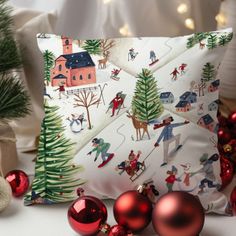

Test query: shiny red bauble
[228,111,236,124]
[218,128,232,144]
[113,190,153,233]
[220,156,234,189]
[108,225,128,236]
[5,170,29,197]
[67,195,107,236]
[152,191,205,236]
[230,186,236,215]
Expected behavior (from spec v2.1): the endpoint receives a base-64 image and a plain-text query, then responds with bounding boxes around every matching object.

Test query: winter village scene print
[25,31,233,210]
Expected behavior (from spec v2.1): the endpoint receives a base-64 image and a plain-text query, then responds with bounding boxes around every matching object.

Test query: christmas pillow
[25,30,233,215]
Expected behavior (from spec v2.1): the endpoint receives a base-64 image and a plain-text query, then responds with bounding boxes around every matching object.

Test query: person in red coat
[165,166,181,192]
[109,92,124,117]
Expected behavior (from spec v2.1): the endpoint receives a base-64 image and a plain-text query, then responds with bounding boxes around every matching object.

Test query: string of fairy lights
[102,0,227,36]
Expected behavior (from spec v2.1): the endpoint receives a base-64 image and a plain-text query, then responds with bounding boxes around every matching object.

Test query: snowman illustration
[67,113,86,133]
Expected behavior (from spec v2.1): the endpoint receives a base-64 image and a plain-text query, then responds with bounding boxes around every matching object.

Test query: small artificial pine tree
[43,50,55,86]
[186,36,196,49]
[202,62,216,82]
[0,0,30,122]
[218,34,228,46]
[132,68,163,123]
[82,39,101,55]
[24,101,85,204]
[207,34,217,49]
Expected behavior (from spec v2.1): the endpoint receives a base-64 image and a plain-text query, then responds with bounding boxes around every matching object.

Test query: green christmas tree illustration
[207,34,217,49]
[226,32,233,43]
[218,34,228,46]
[43,50,55,85]
[194,32,208,42]
[186,36,196,49]
[82,39,101,55]
[132,68,163,123]
[24,101,85,205]
[202,62,216,82]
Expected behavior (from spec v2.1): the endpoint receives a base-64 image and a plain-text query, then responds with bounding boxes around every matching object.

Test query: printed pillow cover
[25,30,233,215]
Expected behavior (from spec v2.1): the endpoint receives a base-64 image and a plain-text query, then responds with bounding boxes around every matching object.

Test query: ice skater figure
[67,113,86,133]
[170,68,180,80]
[165,166,181,192]
[107,91,125,117]
[54,81,69,99]
[128,48,138,61]
[179,63,187,75]
[87,138,114,168]
[198,153,221,194]
[44,82,52,99]
[154,114,190,167]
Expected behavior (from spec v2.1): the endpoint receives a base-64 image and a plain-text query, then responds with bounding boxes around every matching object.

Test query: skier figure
[128,48,138,61]
[109,91,124,117]
[170,68,180,80]
[150,50,157,63]
[179,63,187,74]
[87,138,114,166]
[55,81,69,99]
[154,114,190,167]
[165,166,181,192]
[198,153,221,194]
[128,150,145,172]
[44,82,52,99]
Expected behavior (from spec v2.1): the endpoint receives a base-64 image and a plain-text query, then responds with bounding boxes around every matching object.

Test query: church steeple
[61,36,72,55]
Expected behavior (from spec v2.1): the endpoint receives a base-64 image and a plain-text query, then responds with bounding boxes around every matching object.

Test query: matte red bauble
[229,111,236,124]
[113,190,153,233]
[230,186,236,215]
[5,170,29,197]
[108,225,128,236]
[152,191,205,236]
[220,156,234,189]
[67,196,107,236]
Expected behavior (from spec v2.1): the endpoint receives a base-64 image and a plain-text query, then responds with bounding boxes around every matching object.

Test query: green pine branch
[43,50,55,85]
[82,39,101,55]
[202,62,216,82]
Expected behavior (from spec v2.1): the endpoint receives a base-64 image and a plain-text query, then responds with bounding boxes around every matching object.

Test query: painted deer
[126,111,150,141]
[98,51,110,69]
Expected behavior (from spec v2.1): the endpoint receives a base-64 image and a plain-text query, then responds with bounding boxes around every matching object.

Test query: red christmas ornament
[108,225,128,236]
[113,190,153,233]
[218,128,232,144]
[230,186,236,215]
[228,111,236,124]
[5,170,29,197]
[152,191,205,236]
[220,155,234,189]
[67,195,107,236]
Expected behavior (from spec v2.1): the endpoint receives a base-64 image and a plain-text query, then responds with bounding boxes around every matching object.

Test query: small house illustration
[208,79,220,93]
[160,92,174,104]
[180,91,197,103]
[197,114,216,132]
[175,101,191,112]
[51,37,96,87]
[208,100,219,111]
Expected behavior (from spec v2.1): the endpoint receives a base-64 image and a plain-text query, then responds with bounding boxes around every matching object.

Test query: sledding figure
[67,113,86,133]
[154,114,190,167]
[165,166,181,192]
[128,48,138,61]
[54,81,69,99]
[179,63,187,75]
[110,68,122,81]
[198,153,221,194]
[87,138,114,168]
[149,50,159,66]
[170,68,180,80]
[107,91,125,117]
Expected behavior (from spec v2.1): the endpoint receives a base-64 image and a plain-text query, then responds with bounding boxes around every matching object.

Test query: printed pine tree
[24,101,85,205]
[218,34,228,46]
[82,40,101,55]
[132,68,163,123]
[194,32,208,42]
[207,34,217,49]
[186,36,196,49]
[202,63,216,82]
[226,32,233,43]
[43,50,55,85]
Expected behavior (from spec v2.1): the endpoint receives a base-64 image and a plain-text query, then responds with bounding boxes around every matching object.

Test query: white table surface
[0,151,236,236]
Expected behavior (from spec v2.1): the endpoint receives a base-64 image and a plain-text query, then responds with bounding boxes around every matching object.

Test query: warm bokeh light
[215,13,227,27]
[103,0,112,4]
[185,18,195,30]
[119,24,132,36]
[177,3,188,14]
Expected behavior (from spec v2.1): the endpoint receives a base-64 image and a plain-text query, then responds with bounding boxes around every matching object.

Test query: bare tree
[100,39,115,56]
[74,90,100,129]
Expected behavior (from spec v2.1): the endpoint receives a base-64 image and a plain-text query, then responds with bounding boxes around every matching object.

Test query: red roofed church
[51,37,96,87]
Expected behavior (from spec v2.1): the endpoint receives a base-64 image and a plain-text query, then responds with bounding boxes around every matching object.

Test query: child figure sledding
[110,68,122,81]
[87,138,114,168]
